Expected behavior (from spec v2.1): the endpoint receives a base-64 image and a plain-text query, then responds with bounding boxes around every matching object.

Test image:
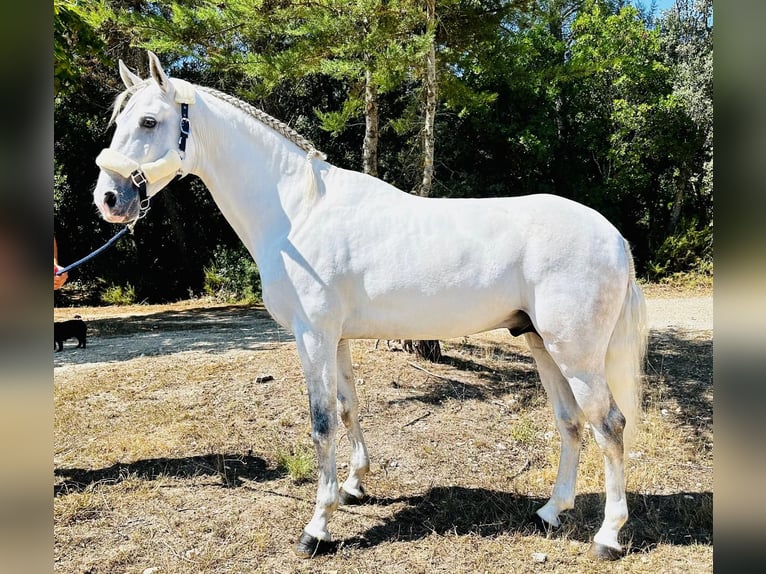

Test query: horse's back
[316,177,628,287]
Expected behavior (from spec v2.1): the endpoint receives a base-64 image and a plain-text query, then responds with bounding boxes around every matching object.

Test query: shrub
[511,416,537,445]
[203,245,262,303]
[648,221,713,280]
[100,283,136,305]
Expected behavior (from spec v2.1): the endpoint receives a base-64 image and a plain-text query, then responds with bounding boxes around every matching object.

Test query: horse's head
[94,51,195,224]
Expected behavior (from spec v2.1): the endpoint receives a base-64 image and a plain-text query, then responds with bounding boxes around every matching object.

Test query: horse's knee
[605,404,626,436]
[597,405,626,447]
[555,411,583,442]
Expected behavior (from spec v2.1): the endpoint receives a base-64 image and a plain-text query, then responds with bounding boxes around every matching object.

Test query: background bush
[203,245,262,304]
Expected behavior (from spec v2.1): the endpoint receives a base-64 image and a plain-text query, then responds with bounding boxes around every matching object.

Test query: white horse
[93,52,647,560]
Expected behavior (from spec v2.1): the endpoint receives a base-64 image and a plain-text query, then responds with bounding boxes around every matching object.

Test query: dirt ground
[54,286,712,573]
[53,289,711,367]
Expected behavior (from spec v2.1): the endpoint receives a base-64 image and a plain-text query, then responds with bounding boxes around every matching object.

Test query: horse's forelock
[109,80,152,126]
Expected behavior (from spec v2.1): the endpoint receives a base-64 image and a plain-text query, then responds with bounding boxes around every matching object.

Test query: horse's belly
[340,288,520,340]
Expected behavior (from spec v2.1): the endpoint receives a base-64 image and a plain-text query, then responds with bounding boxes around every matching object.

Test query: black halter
[179,103,190,152]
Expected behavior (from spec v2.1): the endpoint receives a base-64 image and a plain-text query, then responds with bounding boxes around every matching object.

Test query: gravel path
[53,294,713,369]
[645,296,712,331]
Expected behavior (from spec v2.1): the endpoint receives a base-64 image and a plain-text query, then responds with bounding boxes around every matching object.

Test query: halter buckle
[130,170,148,189]
[180,116,190,138]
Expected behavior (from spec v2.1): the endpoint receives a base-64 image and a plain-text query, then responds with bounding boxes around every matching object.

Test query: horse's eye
[140,116,157,128]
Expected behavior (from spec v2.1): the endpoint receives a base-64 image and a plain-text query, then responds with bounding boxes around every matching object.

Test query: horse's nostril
[104,191,117,208]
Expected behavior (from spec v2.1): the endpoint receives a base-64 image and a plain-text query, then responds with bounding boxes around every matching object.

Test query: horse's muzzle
[95,183,140,223]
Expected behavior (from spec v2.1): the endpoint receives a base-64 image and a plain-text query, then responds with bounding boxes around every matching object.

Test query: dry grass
[54,294,712,573]
[639,276,713,299]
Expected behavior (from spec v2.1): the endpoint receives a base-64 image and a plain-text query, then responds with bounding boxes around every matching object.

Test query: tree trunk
[419,0,437,197]
[409,1,442,361]
[549,4,568,197]
[362,69,379,177]
[669,176,686,234]
[403,339,443,363]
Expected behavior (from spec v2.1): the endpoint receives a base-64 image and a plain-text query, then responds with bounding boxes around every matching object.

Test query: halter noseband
[95,78,196,226]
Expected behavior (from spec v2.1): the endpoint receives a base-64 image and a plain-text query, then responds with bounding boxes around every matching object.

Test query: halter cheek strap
[179,103,190,153]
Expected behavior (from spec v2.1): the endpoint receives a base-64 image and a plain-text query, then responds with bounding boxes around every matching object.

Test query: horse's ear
[147,51,170,93]
[118,60,142,89]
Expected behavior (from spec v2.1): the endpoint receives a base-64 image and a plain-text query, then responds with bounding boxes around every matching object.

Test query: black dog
[54,319,87,352]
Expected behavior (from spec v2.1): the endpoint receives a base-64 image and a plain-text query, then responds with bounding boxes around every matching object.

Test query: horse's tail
[605,239,648,451]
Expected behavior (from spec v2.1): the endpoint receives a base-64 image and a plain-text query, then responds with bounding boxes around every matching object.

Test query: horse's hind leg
[524,332,585,528]
[548,348,629,559]
[336,340,370,504]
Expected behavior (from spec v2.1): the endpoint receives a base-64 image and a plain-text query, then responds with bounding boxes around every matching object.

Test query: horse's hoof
[587,542,624,561]
[528,513,557,535]
[339,487,367,506]
[293,531,334,558]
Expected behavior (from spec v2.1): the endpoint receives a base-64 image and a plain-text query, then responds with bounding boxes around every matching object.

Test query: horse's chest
[259,267,339,332]
[260,281,298,330]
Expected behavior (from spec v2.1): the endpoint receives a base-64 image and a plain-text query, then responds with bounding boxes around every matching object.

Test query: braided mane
[110,80,326,161]
[197,86,326,160]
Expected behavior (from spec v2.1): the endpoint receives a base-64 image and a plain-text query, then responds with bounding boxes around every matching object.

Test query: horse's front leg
[293,328,341,558]
[336,340,370,504]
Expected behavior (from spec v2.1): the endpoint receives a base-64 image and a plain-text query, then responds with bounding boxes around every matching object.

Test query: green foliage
[54,0,109,95]
[54,162,70,215]
[276,444,315,483]
[315,95,364,135]
[203,245,262,304]
[53,0,715,304]
[649,221,713,280]
[511,416,537,445]
[100,283,137,305]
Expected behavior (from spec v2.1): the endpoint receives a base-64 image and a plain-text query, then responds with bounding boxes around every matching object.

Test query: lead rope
[55,226,131,276]
[54,191,151,277]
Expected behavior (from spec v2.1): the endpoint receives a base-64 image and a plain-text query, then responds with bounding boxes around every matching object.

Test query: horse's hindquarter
[272,183,628,341]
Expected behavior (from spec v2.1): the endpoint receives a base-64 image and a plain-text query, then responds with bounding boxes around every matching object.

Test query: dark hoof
[339,487,367,506]
[528,513,557,535]
[294,531,335,558]
[587,542,624,561]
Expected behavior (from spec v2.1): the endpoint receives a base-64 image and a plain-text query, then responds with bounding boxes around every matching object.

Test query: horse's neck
[192,93,313,260]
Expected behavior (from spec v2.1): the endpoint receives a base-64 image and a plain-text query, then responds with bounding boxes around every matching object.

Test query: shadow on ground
[341,486,712,553]
[54,453,285,495]
[646,328,713,447]
[54,305,293,367]
[55,459,711,553]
